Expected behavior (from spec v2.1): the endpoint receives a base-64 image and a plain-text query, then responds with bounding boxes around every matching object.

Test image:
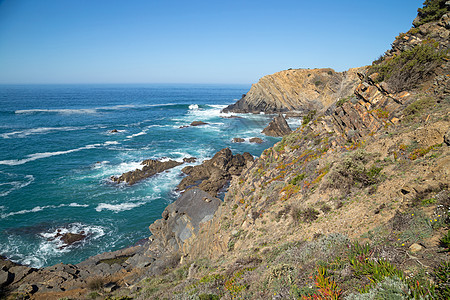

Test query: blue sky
[0,0,424,84]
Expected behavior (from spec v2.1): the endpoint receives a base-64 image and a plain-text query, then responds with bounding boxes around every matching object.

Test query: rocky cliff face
[222,67,363,114]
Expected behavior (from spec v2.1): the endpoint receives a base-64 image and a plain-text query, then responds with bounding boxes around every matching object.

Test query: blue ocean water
[0,84,301,268]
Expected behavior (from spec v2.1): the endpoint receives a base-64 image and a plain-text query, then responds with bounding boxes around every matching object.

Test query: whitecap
[0,141,116,166]
[15,108,97,114]
[0,175,34,197]
[95,202,146,213]
[1,203,88,219]
[189,104,199,110]
[0,126,88,139]
[126,131,147,139]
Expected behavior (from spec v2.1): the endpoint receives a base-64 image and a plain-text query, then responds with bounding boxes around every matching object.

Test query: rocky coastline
[2,1,450,298]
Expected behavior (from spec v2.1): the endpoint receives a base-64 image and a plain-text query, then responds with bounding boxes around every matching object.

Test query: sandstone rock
[111,159,183,185]
[232,138,245,143]
[110,129,118,133]
[190,121,208,126]
[409,243,423,253]
[262,114,292,137]
[222,68,362,114]
[444,129,450,146]
[17,283,36,295]
[249,137,263,144]
[0,269,12,286]
[177,148,253,196]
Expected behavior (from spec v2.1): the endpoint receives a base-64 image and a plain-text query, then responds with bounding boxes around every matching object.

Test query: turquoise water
[0,84,301,268]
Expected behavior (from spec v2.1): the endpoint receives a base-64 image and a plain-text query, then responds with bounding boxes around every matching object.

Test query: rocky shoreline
[0,148,256,299]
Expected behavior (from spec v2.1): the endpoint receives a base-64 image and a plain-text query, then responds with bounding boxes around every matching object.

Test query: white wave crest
[0,141,116,166]
[95,202,146,213]
[0,203,88,219]
[15,108,98,114]
[0,175,34,197]
[189,104,199,110]
[0,126,88,139]
[126,130,147,139]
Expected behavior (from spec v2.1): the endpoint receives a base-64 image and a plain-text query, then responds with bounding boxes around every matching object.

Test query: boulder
[232,138,245,143]
[110,129,118,133]
[111,159,183,185]
[261,114,292,137]
[177,148,253,197]
[190,121,208,126]
[249,137,263,144]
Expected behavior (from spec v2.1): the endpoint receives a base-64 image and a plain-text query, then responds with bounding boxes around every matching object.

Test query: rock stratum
[2,1,450,299]
[222,67,363,114]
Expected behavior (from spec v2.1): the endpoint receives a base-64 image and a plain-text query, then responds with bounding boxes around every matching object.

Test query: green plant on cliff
[302,110,316,125]
[415,0,448,26]
[370,43,447,92]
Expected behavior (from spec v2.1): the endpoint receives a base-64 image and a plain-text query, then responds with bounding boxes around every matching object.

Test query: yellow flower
[411,213,414,216]
[402,243,405,246]
[435,219,437,222]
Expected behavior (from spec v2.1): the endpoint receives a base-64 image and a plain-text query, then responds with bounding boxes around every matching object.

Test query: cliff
[222,67,363,114]
[2,1,449,299]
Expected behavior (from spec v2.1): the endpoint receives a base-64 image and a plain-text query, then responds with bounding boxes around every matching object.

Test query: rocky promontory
[222,67,363,114]
[111,159,183,185]
[177,148,254,196]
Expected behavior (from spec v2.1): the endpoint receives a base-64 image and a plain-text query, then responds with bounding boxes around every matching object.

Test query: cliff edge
[222,67,363,114]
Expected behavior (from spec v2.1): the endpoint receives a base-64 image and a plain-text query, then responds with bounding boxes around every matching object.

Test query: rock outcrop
[261,114,292,137]
[177,148,254,197]
[148,188,221,256]
[111,159,183,185]
[222,67,363,114]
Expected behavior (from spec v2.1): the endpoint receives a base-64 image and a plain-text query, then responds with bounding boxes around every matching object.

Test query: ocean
[0,84,301,268]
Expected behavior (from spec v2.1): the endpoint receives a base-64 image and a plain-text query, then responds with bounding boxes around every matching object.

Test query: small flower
[412,213,414,216]
[402,243,405,246]
[435,219,437,222]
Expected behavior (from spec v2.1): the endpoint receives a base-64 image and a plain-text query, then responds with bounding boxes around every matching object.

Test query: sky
[0,0,424,84]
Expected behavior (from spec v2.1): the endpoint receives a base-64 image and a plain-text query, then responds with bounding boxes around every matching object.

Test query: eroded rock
[111,159,183,185]
[177,148,253,196]
[262,114,292,137]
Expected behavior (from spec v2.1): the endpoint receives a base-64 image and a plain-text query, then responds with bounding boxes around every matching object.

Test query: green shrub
[302,110,316,125]
[404,97,436,120]
[289,173,306,185]
[440,229,450,250]
[369,43,447,92]
[415,0,448,26]
[434,261,450,299]
[198,294,220,300]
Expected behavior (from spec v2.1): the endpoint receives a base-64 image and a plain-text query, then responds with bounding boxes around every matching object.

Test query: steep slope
[222,67,363,114]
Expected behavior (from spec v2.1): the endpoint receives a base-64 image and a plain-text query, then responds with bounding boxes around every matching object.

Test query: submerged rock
[232,138,245,143]
[261,114,292,137]
[249,137,264,144]
[190,121,208,126]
